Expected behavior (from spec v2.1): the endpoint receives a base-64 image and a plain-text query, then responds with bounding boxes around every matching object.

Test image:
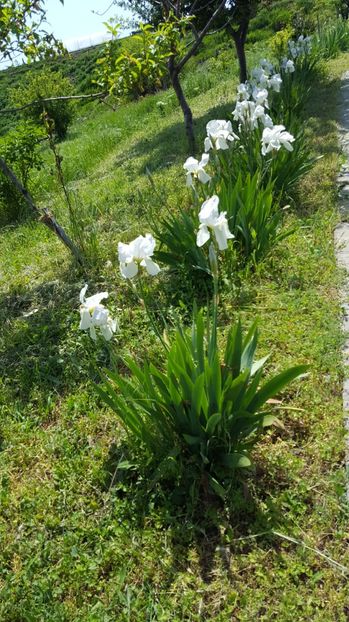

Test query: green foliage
[97,309,307,497]
[221,173,290,264]
[264,126,316,200]
[0,0,64,63]
[0,26,347,621]
[95,23,174,100]
[313,18,349,59]
[0,122,44,224]
[270,64,316,127]
[8,67,75,140]
[270,26,295,61]
[152,206,210,277]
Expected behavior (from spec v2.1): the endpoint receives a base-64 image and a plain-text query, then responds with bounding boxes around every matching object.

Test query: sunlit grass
[0,43,348,621]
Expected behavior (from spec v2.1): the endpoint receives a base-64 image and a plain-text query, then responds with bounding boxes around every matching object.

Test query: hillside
[0,0,330,135]
[0,7,349,621]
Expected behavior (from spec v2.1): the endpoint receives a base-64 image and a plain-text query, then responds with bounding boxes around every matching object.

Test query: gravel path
[334,70,349,501]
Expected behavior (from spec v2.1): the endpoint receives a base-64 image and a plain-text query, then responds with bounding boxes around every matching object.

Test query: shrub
[220,173,290,264]
[9,67,75,140]
[95,23,171,100]
[0,122,44,224]
[97,307,307,498]
[270,26,295,61]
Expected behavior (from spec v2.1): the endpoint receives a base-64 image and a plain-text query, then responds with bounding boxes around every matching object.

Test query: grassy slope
[0,43,349,620]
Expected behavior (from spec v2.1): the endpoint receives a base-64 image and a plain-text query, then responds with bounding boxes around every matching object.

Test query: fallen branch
[0,155,84,266]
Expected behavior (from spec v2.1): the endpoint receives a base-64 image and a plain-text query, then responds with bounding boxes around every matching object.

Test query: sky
[44,0,133,51]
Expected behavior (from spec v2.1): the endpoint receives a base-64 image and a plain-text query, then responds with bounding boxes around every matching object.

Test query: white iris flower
[269,73,283,92]
[259,58,274,76]
[261,125,295,156]
[118,234,160,279]
[237,82,251,100]
[252,87,269,108]
[204,120,238,152]
[196,195,234,251]
[282,59,295,73]
[183,154,211,187]
[251,67,269,88]
[233,100,272,129]
[79,285,118,341]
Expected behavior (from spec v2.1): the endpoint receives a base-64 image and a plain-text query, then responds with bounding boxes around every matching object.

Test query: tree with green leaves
[0,0,83,265]
[114,0,262,83]
[0,0,64,63]
[99,0,227,151]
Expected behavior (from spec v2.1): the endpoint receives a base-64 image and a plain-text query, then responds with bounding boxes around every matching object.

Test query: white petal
[89,325,97,340]
[79,284,88,304]
[216,136,228,150]
[199,195,220,225]
[109,318,118,333]
[79,308,92,330]
[85,292,108,308]
[142,233,156,257]
[263,114,274,128]
[100,324,114,341]
[214,217,234,251]
[198,169,211,184]
[213,227,229,250]
[186,172,193,187]
[92,305,109,326]
[196,224,210,247]
[120,261,138,279]
[118,241,132,263]
[283,141,294,152]
[183,156,198,172]
[142,258,161,276]
[199,152,209,167]
[204,137,212,152]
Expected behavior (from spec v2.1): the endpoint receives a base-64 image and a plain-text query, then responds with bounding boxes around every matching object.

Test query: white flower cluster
[233,99,273,130]
[80,45,306,341]
[250,59,283,93]
[288,35,312,59]
[80,234,162,341]
[178,52,299,253]
[231,56,295,156]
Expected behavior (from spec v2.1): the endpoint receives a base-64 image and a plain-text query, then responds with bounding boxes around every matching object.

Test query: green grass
[0,43,349,620]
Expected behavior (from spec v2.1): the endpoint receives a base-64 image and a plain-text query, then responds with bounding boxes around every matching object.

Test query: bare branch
[176,0,226,73]
[0,92,108,116]
[92,0,117,16]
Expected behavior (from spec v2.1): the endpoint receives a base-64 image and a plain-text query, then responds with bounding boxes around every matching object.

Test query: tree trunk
[0,155,84,266]
[226,22,248,84]
[168,57,195,154]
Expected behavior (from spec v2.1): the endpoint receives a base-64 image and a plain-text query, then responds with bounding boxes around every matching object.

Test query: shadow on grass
[113,70,344,180]
[301,73,344,161]
[102,441,285,587]
[0,270,105,414]
[112,100,236,175]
